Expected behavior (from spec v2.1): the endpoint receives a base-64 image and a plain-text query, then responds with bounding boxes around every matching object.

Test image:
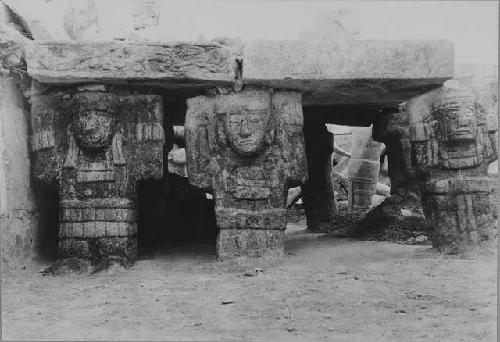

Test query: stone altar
[407,88,497,253]
[185,89,307,260]
[31,90,164,264]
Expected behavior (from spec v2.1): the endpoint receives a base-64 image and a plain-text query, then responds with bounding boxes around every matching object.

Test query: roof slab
[24,39,453,107]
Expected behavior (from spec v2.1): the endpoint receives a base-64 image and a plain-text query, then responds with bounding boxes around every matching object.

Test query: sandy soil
[1,222,496,342]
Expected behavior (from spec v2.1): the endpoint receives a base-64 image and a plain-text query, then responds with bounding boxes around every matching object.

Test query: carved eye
[446,111,458,120]
[227,115,240,124]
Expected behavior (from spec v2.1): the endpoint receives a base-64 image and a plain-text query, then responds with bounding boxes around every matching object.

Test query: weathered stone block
[95,208,115,221]
[242,39,453,106]
[94,222,106,238]
[24,39,452,106]
[81,208,95,221]
[83,221,96,238]
[72,222,83,238]
[25,41,235,85]
[105,222,120,237]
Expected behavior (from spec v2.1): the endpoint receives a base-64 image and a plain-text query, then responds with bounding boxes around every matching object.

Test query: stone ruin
[0,9,497,269]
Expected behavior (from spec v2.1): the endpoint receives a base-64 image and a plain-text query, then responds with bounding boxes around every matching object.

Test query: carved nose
[84,120,97,131]
[240,120,251,137]
[458,116,469,126]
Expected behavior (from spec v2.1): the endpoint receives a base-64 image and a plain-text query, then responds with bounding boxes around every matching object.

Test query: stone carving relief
[31,90,164,265]
[408,88,497,253]
[185,89,307,260]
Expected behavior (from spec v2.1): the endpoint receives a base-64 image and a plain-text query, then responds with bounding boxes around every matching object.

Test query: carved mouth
[454,129,473,135]
[238,139,255,145]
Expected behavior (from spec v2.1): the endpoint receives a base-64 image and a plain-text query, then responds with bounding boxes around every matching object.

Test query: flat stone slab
[25,39,453,106]
[242,40,453,106]
[25,41,236,86]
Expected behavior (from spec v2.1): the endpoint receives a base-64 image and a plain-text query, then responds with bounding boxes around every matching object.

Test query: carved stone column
[407,88,497,253]
[372,106,419,197]
[347,126,383,211]
[185,89,307,260]
[31,90,164,264]
[301,118,336,231]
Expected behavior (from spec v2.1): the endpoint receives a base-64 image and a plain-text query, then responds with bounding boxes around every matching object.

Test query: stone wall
[0,77,39,269]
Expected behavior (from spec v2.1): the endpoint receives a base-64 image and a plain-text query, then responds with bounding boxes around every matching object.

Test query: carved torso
[30,90,165,263]
[185,89,307,233]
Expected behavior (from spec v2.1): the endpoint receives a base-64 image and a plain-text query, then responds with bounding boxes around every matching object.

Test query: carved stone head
[372,109,409,142]
[432,90,478,143]
[218,108,272,157]
[72,93,118,151]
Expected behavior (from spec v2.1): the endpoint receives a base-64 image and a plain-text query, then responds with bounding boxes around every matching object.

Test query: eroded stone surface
[407,88,497,253]
[372,105,419,197]
[25,41,236,85]
[185,89,307,260]
[24,39,453,106]
[31,91,164,264]
[241,39,453,106]
[301,118,335,231]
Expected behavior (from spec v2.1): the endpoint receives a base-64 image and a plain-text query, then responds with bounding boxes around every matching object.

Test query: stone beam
[24,39,453,106]
[24,41,237,86]
[242,40,453,106]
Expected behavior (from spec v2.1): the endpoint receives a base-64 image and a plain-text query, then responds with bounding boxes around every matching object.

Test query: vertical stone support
[347,126,383,211]
[301,118,336,231]
[185,89,307,260]
[372,106,419,196]
[407,87,497,253]
[31,89,164,264]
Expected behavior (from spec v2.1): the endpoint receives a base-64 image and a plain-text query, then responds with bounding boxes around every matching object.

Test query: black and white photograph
[0,0,497,341]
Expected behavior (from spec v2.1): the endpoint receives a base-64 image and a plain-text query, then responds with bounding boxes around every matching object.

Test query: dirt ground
[1,221,497,342]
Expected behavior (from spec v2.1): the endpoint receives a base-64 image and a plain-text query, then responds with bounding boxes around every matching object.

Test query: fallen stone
[41,257,91,276]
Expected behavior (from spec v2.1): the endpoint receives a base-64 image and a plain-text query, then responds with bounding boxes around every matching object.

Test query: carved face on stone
[433,92,478,143]
[223,109,270,156]
[373,111,408,141]
[72,109,115,151]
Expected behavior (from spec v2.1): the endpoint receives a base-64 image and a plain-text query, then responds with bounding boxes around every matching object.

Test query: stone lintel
[25,39,453,106]
[243,39,453,106]
[25,40,237,85]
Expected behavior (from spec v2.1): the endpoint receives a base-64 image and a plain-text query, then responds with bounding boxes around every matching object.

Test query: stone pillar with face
[31,90,165,265]
[372,105,419,197]
[185,89,307,260]
[301,117,336,232]
[407,88,497,253]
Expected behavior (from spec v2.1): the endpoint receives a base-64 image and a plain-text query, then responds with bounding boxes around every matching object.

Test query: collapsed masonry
[1,34,497,264]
